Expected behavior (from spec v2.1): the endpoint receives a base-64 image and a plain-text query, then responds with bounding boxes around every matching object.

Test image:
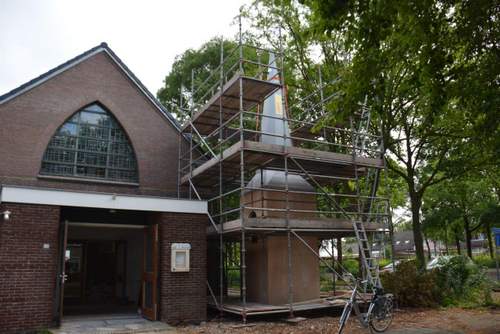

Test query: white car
[381,260,401,273]
[426,255,473,270]
[426,256,452,269]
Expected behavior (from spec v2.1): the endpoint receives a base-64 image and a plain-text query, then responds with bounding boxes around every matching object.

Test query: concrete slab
[51,314,175,334]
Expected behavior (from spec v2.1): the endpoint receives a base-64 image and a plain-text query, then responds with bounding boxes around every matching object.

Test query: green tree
[423,176,498,258]
[242,0,349,120]
[301,0,499,268]
[480,203,500,258]
[160,1,499,270]
[422,198,463,256]
[157,38,239,123]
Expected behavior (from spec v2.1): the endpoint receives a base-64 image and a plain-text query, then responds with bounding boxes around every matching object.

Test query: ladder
[352,220,381,289]
[362,168,381,217]
[355,98,371,156]
[353,98,382,290]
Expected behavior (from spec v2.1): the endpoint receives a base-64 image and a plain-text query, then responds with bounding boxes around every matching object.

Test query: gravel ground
[174,307,500,334]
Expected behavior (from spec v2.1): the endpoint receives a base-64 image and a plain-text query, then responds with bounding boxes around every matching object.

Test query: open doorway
[55,207,159,324]
[63,223,145,315]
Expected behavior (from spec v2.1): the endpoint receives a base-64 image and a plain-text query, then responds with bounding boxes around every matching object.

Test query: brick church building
[0,43,208,333]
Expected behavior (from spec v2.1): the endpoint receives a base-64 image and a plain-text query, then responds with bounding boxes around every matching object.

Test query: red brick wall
[157,213,207,324]
[0,51,182,197]
[0,203,60,333]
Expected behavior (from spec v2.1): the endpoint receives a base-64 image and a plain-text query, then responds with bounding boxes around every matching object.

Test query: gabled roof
[0,42,180,131]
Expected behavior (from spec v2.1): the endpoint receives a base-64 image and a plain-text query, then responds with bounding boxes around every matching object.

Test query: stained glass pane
[41,162,74,176]
[110,142,133,155]
[77,151,107,166]
[58,123,78,136]
[78,139,108,153]
[110,128,127,142]
[40,103,138,182]
[84,104,106,113]
[79,111,110,126]
[49,135,77,149]
[44,148,75,163]
[76,166,106,178]
[79,124,110,139]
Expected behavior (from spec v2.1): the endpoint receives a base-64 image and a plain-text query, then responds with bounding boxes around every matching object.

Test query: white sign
[171,243,191,250]
[171,243,191,272]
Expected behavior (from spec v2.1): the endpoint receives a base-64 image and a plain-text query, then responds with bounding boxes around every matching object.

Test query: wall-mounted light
[1,210,11,221]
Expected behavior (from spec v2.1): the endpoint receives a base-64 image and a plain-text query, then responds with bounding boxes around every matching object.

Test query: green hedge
[381,256,493,308]
[473,254,497,269]
[342,258,360,277]
[378,258,392,267]
[436,256,493,307]
[381,260,442,307]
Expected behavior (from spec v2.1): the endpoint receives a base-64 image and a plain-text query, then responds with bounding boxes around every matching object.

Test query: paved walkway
[51,314,174,334]
[385,308,500,334]
[387,329,462,334]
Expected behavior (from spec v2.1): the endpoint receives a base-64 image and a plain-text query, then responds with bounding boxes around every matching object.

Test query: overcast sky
[0,0,248,96]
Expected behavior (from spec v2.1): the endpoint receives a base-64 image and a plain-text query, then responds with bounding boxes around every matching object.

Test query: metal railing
[179,110,383,178]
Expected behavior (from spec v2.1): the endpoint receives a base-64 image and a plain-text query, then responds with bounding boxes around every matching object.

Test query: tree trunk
[358,246,363,280]
[424,234,432,260]
[410,192,426,269]
[464,216,473,258]
[389,217,396,268]
[332,239,336,294]
[444,223,449,255]
[485,221,494,259]
[455,232,461,255]
[336,237,343,271]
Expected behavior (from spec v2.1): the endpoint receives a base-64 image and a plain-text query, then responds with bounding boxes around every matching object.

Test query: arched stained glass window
[40,103,138,183]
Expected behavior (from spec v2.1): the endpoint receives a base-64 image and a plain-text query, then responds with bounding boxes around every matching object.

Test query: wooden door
[57,221,69,322]
[64,243,85,302]
[141,224,159,320]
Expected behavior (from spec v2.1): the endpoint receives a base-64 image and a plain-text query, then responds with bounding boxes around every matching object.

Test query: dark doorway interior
[63,224,144,315]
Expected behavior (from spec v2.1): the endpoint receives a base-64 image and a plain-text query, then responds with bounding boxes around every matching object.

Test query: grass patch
[473,254,497,269]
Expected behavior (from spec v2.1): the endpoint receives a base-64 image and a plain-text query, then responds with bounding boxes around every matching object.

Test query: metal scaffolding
[177,15,391,323]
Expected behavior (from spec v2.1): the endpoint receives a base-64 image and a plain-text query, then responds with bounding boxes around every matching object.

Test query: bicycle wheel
[369,295,393,333]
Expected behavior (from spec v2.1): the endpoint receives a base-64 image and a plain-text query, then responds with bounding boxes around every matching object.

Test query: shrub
[342,258,360,277]
[380,260,442,307]
[320,260,360,291]
[378,258,392,268]
[473,254,496,269]
[226,269,240,288]
[381,256,493,308]
[436,255,493,307]
[320,264,334,291]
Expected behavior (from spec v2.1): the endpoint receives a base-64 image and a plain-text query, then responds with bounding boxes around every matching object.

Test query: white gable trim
[0,186,207,214]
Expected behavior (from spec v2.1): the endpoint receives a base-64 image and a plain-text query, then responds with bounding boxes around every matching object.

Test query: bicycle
[338,280,393,334]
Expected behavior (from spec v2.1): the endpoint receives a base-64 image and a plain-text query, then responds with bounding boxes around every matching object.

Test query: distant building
[393,231,415,256]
